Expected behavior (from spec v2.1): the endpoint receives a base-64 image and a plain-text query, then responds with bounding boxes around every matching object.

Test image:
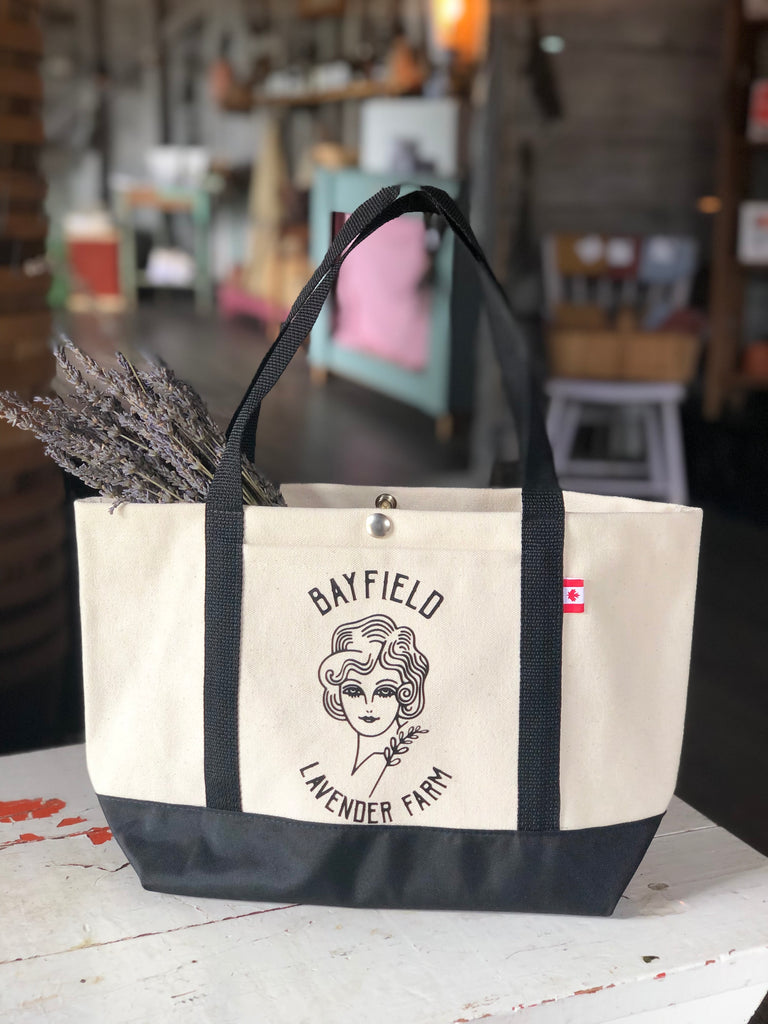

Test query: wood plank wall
[487,0,722,281]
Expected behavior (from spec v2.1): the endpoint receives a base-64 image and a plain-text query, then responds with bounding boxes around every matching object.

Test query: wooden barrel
[0,0,70,752]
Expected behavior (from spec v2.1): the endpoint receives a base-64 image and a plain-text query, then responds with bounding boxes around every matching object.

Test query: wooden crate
[548,328,700,382]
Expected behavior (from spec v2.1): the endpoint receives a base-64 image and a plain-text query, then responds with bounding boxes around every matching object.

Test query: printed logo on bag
[563,578,585,613]
[299,570,451,825]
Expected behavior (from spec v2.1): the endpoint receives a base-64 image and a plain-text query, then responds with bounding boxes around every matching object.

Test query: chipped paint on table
[1,744,767,1023]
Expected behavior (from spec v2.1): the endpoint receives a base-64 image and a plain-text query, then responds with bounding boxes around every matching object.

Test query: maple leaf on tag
[567,589,580,602]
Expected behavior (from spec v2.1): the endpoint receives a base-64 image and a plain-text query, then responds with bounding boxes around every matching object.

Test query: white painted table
[1,745,766,1024]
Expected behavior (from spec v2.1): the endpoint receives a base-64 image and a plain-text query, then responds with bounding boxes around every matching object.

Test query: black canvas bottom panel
[98,794,662,916]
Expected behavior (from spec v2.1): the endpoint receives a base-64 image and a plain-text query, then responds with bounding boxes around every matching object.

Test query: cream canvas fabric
[76,485,701,833]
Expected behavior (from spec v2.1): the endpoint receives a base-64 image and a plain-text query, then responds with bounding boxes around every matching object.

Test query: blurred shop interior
[0,0,767,854]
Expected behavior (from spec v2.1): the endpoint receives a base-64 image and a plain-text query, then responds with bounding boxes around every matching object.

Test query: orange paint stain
[0,798,66,823]
[58,817,86,828]
[0,832,45,849]
[84,827,112,846]
[574,984,615,996]
[0,825,112,851]
[655,972,667,980]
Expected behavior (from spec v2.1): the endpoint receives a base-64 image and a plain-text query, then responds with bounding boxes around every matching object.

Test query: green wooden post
[192,188,212,314]
[116,190,138,310]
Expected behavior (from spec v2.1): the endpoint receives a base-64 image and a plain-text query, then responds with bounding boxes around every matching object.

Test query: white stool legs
[659,398,689,504]
[544,378,689,504]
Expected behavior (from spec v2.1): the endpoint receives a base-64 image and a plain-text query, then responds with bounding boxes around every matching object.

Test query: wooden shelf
[731,372,768,389]
[222,79,418,113]
[123,187,197,213]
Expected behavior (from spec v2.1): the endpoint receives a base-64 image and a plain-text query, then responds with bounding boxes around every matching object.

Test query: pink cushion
[334,217,430,372]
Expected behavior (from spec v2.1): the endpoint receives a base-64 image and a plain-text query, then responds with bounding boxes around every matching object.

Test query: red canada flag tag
[563,578,585,613]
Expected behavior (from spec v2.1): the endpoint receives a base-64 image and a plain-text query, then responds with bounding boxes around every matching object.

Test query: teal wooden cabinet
[308,169,474,436]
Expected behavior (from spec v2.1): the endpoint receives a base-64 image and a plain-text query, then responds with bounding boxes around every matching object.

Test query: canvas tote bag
[75,185,702,916]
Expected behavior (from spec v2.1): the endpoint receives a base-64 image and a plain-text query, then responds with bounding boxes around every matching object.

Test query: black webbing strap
[204,185,563,831]
[228,186,400,461]
[203,185,398,811]
[230,188,541,478]
[518,485,564,831]
[230,190,451,461]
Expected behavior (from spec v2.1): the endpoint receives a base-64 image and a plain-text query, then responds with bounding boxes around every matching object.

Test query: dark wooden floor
[41,303,768,857]
[68,304,470,487]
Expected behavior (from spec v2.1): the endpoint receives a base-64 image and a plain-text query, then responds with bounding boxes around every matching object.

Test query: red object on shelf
[748,80,768,142]
[742,340,768,378]
[217,268,290,327]
[656,307,706,334]
[67,236,120,296]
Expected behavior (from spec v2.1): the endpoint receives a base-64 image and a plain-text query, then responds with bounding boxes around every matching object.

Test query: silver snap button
[375,492,397,510]
[366,512,392,538]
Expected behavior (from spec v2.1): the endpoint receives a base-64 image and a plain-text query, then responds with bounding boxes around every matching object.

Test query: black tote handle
[212,184,561,509]
[203,185,564,835]
[226,184,400,458]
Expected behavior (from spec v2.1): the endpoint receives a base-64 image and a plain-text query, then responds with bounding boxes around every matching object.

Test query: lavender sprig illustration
[369,725,429,797]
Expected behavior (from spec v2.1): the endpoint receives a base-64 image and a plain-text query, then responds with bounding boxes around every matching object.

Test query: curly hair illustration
[317,613,430,795]
[319,613,429,725]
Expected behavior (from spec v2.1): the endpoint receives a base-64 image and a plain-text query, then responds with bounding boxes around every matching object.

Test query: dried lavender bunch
[0,343,285,509]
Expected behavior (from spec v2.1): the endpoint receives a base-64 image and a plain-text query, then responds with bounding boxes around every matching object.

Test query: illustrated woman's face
[340,670,400,737]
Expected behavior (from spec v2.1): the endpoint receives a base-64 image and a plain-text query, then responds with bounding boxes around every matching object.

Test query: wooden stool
[545,378,689,504]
